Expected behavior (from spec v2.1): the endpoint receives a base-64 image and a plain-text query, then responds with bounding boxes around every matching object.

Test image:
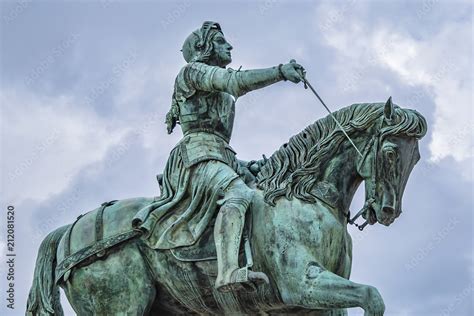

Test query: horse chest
[316,218,348,274]
[263,198,349,276]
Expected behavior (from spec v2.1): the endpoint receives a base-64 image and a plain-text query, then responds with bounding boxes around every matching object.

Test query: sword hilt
[289,59,308,88]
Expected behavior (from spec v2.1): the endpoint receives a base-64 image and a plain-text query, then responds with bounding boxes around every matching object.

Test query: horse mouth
[375,206,398,226]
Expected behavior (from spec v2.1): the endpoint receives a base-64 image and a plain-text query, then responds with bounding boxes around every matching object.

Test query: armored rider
[133,21,305,292]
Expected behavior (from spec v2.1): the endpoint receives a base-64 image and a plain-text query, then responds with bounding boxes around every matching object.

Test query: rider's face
[211,32,232,67]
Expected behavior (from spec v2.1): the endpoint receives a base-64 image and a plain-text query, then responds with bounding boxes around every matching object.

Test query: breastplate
[178,91,235,142]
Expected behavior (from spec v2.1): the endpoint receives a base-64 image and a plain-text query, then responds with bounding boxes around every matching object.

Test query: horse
[27,99,427,316]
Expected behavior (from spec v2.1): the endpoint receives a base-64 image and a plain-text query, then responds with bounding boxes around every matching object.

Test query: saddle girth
[55,200,140,284]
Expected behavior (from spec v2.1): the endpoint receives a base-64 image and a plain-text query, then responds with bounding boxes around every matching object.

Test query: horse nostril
[382,206,396,216]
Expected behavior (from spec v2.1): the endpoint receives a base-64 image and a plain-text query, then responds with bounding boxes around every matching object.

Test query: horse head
[354,97,427,227]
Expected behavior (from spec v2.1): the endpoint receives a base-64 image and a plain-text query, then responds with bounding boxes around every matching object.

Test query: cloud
[315,5,472,163]
[1,2,472,315]
[0,43,183,205]
[0,88,131,203]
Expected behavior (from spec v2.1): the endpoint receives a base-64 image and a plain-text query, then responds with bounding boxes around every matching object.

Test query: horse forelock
[257,103,427,206]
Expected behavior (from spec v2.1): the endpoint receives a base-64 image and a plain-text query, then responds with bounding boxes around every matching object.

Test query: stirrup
[217,267,269,293]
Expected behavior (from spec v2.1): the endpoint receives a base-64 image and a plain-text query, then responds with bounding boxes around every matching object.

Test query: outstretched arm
[187,60,305,98]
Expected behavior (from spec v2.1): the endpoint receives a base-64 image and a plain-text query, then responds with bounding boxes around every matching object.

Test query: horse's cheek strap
[356,137,375,179]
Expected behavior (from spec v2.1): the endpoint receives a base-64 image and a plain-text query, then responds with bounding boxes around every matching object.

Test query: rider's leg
[214,177,268,292]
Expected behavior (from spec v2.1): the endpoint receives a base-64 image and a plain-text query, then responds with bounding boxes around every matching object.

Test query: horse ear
[384,96,394,122]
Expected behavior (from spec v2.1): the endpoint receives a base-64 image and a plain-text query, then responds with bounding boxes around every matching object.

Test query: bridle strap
[350,118,385,231]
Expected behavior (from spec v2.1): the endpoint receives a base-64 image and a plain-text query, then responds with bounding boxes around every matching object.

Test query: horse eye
[385,149,396,161]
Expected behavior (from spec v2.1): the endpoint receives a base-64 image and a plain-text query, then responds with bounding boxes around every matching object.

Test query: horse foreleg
[281,266,385,315]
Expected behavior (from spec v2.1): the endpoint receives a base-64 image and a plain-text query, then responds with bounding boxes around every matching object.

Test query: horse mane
[256,102,427,205]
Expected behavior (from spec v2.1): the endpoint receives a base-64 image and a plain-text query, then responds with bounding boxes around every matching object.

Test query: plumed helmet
[181,21,223,63]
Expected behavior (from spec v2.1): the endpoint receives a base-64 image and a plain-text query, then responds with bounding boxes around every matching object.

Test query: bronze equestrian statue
[27,21,427,316]
[134,21,307,292]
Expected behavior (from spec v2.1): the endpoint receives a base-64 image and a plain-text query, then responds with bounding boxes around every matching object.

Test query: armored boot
[214,204,269,292]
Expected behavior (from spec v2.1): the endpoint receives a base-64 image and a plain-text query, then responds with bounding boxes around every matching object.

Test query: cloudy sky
[0,0,472,315]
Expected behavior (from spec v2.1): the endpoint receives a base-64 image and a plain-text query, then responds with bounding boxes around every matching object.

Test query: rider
[133,21,305,292]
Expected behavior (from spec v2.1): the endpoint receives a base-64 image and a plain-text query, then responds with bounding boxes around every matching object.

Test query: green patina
[27,21,427,316]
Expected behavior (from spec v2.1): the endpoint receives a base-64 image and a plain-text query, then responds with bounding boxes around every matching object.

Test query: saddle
[55,197,254,284]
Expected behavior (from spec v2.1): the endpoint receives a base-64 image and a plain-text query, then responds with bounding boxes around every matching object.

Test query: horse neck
[317,134,366,219]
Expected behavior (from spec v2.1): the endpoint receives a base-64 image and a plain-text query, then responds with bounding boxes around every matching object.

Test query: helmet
[181,21,223,63]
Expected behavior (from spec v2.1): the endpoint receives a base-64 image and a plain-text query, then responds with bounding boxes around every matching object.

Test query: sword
[291,61,363,157]
[303,78,363,157]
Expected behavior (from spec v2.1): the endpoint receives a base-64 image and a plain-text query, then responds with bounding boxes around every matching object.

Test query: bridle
[348,118,385,231]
